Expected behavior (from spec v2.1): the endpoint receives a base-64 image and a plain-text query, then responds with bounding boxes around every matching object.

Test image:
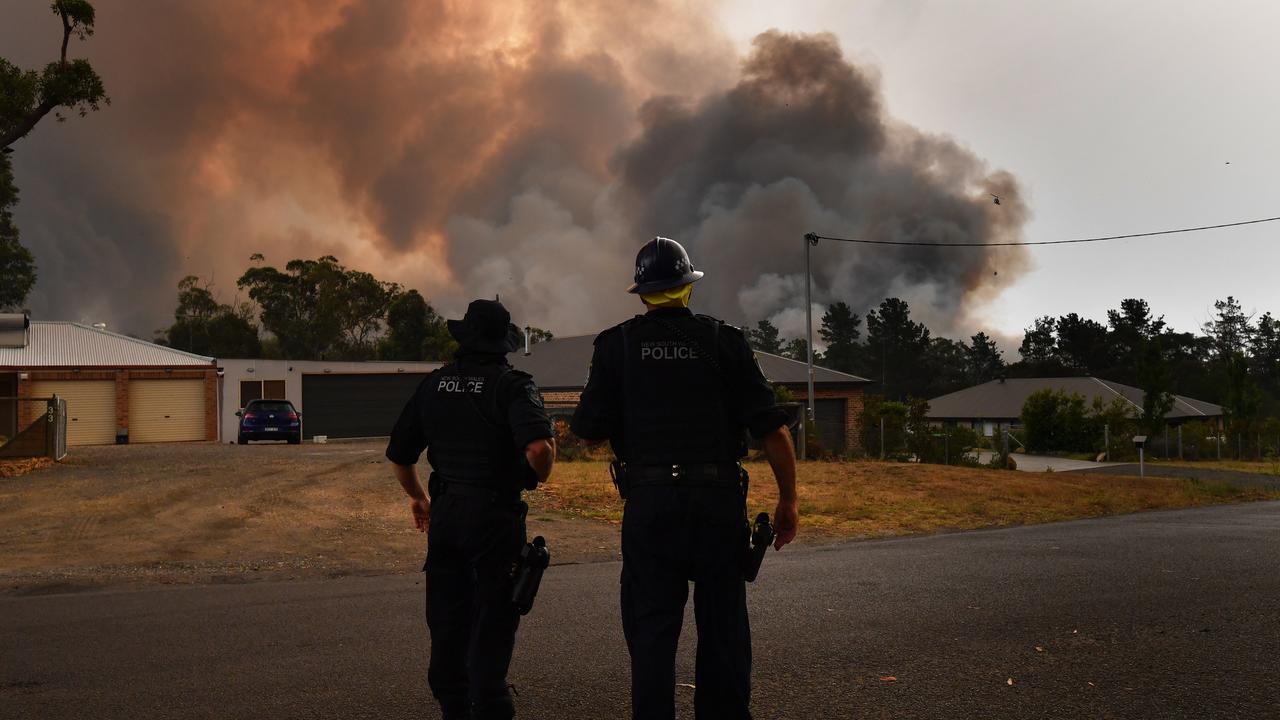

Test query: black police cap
[627,237,704,294]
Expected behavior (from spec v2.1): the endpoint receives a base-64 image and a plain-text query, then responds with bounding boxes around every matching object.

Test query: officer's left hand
[409,497,431,532]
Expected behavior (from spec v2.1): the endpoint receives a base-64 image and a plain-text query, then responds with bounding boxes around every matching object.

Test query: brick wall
[205,371,218,440]
[14,367,218,443]
[782,384,866,454]
[541,390,582,407]
[114,371,129,435]
[16,374,33,428]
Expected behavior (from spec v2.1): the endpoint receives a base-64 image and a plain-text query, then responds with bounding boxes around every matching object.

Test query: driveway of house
[975,450,1121,473]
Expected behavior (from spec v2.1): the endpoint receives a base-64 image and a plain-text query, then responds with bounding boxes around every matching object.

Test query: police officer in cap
[571,238,799,719]
[386,299,556,720]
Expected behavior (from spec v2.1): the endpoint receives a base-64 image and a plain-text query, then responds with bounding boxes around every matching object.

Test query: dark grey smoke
[615,31,1030,338]
[1,2,1028,341]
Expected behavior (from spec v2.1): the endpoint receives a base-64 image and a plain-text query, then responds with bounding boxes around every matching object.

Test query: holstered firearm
[736,466,774,582]
[743,512,774,582]
[610,460,629,499]
[511,536,550,615]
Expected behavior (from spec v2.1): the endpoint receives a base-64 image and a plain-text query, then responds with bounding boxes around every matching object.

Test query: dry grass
[0,457,53,478]
[539,460,1280,537]
[1152,459,1280,476]
[0,443,621,593]
[2,443,1276,593]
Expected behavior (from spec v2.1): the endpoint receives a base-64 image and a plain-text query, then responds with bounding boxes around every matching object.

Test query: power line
[806,215,1280,247]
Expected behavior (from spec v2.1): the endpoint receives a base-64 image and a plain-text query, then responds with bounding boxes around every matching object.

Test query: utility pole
[803,233,818,462]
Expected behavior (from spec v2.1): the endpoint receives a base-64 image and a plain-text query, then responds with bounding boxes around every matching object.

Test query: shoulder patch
[507,368,535,383]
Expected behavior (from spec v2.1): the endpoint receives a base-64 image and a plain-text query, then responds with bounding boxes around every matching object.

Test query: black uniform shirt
[385,354,554,468]
[571,308,788,461]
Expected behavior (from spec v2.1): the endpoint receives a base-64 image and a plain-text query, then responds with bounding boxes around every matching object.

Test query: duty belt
[430,474,521,503]
[626,462,743,487]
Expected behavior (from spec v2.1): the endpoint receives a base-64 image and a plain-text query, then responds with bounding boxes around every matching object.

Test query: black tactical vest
[422,359,520,486]
[619,313,743,465]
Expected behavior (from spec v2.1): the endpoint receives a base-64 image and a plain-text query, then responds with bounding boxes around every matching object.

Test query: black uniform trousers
[425,492,527,720]
[621,483,752,720]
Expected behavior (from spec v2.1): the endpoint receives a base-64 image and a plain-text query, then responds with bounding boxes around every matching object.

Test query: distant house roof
[510,333,870,390]
[926,377,1223,422]
[0,322,215,368]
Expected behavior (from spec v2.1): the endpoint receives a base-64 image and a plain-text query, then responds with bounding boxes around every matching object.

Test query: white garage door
[130,379,206,443]
[31,380,116,446]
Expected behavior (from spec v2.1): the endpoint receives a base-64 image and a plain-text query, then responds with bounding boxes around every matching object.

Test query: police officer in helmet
[386,299,556,720]
[571,237,799,719]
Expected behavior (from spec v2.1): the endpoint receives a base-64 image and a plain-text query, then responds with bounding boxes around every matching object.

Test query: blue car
[236,399,302,445]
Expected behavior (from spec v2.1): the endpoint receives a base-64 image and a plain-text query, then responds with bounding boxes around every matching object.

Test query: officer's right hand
[410,497,431,532]
[773,500,798,550]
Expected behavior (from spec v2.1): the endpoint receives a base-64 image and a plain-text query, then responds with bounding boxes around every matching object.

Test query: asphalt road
[5,502,1280,719]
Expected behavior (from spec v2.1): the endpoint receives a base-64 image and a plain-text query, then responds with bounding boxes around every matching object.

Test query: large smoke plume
[2,0,1029,340]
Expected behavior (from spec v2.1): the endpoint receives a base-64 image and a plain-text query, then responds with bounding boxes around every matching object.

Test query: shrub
[553,419,613,462]
[861,395,909,460]
[1022,389,1115,454]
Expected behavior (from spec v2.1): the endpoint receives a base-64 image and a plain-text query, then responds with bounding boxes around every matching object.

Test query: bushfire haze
[3,0,1029,342]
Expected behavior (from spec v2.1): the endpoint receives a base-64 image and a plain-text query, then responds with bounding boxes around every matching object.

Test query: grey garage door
[814,398,847,454]
[300,373,430,439]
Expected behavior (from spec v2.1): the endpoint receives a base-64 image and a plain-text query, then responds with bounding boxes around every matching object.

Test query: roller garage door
[130,379,206,443]
[30,380,116,446]
[301,373,429,439]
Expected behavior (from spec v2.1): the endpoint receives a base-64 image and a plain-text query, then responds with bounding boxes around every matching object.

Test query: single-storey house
[926,376,1224,436]
[217,359,442,442]
[0,313,218,447]
[219,336,869,450]
[510,334,872,453]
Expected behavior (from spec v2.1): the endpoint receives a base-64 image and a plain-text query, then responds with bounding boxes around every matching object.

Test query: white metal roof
[0,322,214,368]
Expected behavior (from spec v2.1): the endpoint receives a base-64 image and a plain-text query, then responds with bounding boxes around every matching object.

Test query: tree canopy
[157,276,261,358]
[379,289,455,361]
[0,1,109,310]
[237,255,399,360]
[745,319,783,355]
[818,302,860,373]
[156,256,476,362]
[0,152,35,310]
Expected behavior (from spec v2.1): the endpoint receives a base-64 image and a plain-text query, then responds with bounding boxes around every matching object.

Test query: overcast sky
[721,0,1280,340]
[3,1,1277,350]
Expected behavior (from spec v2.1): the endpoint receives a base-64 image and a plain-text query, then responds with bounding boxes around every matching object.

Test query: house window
[240,380,286,408]
[263,380,286,400]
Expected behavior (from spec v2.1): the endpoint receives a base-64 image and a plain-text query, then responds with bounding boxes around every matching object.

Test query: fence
[0,396,67,461]
[863,417,985,466]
